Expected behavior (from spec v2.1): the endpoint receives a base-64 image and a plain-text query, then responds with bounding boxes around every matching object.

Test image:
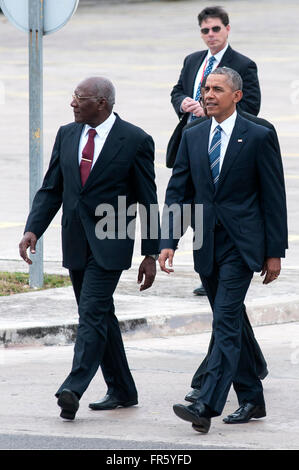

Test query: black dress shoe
[193,285,207,296]
[89,394,138,411]
[184,388,201,403]
[173,401,211,434]
[57,389,79,420]
[223,402,266,424]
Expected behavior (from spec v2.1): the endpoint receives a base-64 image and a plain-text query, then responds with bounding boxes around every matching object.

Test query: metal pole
[28,0,44,288]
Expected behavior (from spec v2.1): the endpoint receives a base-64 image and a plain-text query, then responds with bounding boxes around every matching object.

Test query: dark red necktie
[80,128,97,186]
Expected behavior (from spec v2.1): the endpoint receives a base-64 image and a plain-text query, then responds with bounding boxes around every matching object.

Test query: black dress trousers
[55,252,137,401]
[198,226,265,416]
[190,305,268,388]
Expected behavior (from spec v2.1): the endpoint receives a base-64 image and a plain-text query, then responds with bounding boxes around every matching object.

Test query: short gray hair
[93,77,116,109]
[210,67,243,91]
[81,76,115,110]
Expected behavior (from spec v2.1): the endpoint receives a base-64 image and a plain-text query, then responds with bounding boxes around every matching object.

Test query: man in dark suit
[171,5,260,126]
[184,96,278,404]
[159,67,287,433]
[19,76,160,420]
[168,5,261,297]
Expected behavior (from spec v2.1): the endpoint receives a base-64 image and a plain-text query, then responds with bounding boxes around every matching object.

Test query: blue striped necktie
[191,55,216,121]
[209,124,222,186]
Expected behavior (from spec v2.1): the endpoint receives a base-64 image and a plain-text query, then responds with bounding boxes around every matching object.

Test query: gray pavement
[1,0,299,451]
[1,259,299,347]
[1,322,299,450]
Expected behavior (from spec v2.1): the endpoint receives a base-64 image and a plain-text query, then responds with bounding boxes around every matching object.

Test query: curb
[1,297,299,347]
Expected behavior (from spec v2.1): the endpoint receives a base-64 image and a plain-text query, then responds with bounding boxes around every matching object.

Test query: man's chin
[73,114,82,123]
[205,107,217,117]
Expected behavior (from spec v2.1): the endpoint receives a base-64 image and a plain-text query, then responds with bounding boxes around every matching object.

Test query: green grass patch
[0,271,72,296]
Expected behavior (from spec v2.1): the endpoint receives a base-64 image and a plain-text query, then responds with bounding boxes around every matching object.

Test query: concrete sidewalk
[1,322,299,450]
[1,258,299,347]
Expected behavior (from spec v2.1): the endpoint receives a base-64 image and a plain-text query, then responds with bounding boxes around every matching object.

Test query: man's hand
[137,256,157,291]
[19,232,37,265]
[181,97,205,117]
[261,257,281,284]
[159,249,175,274]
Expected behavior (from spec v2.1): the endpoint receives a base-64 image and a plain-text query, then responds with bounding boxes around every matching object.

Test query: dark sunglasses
[201,26,222,35]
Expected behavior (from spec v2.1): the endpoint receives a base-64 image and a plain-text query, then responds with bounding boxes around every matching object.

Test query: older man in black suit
[19,76,160,420]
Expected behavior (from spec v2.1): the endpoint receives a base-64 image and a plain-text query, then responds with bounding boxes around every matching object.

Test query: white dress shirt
[192,43,229,99]
[78,112,116,168]
[209,110,237,172]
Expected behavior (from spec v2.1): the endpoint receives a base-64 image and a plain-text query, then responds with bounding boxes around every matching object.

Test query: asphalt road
[1,323,299,450]
[0,433,204,450]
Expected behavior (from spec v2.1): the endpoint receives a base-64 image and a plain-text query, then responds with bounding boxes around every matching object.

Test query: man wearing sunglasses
[171,6,261,124]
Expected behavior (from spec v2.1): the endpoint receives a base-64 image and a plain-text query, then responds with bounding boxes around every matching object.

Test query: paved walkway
[1,321,299,450]
[1,258,299,347]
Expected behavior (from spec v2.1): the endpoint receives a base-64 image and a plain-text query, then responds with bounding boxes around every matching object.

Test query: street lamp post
[28,0,44,288]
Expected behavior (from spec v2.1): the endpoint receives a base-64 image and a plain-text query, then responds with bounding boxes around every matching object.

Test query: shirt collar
[83,112,116,137]
[206,43,229,63]
[211,110,237,137]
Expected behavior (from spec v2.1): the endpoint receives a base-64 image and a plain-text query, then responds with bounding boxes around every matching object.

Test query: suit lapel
[192,119,215,192]
[70,123,84,189]
[216,114,248,190]
[218,45,233,67]
[188,51,208,96]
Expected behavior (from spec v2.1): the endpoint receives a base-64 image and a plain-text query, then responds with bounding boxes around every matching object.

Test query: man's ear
[97,97,107,110]
[233,90,243,104]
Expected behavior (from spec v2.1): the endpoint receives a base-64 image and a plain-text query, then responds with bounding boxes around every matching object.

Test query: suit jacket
[166,45,261,168]
[160,114,288,277]
[171,45,261,119]
[166,110,279,169]
[185,110,278,134]
[25,114,160,271]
